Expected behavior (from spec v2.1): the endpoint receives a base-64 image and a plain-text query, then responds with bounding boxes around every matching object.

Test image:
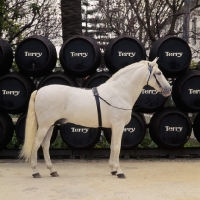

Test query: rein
[92,87,132,111]
[92,63,163,126]
[134,93,160,109]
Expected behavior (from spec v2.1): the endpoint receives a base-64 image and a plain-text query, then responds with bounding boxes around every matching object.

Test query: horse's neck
[108,64,148,106]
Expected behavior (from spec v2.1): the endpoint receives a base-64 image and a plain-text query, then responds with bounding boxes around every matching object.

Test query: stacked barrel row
[0,34,199,150]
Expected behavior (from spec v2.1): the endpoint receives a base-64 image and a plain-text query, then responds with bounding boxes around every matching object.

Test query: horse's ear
[149,57,159,67]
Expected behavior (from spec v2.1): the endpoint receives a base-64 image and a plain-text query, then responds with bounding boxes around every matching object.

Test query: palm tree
[60,0,82,42]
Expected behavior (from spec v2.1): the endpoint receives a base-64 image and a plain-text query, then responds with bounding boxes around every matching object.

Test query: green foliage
[189,60,196,69]
[50,133,68,149]
[12,61,19,72]
[184,138,200,147]
[138,133,157,148]
[95,135,110,148]
[7,133,22,149]
[30,3,41,15]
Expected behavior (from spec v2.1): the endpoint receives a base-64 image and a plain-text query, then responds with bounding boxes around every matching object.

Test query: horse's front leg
[109,124,125,178]
[41,126,59,177]
[31,126,50,178]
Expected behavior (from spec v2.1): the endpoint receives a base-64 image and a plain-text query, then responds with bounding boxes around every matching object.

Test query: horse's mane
[107,60,148,82]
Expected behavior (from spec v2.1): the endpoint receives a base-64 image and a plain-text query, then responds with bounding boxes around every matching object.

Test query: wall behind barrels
[0,34,198,151]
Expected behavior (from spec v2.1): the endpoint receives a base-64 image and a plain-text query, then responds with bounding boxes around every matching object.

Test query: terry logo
[71,127,89,133]
[165,52,183,58]
[118,51,136,57]
[165,126,183,132]
[141,89,157,95]
[24,52,42,57]
[2,90,20,96]
[124,128,135,133]
[70,52,88,57]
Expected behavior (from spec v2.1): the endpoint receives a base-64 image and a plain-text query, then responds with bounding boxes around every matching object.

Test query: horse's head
[147,58,171,97]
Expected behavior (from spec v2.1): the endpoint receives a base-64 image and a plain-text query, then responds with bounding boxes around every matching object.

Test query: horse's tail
[19,90,38,162]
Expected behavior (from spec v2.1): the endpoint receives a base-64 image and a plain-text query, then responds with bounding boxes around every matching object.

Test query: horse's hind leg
[109,124,125,178]
[31,126,50,178]
[41,126,59,177]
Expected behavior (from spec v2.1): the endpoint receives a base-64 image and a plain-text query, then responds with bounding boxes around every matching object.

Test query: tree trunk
[182,0,190,43]
[0,0,4,37]
[60,0,82,42]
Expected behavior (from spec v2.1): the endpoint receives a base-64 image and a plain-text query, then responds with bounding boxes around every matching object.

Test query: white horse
[19,58,171,178]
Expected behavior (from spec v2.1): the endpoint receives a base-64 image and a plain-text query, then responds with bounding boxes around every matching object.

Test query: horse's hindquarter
[35,85,103,127]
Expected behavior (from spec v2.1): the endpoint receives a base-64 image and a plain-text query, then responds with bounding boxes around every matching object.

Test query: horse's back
[34,85,100,127]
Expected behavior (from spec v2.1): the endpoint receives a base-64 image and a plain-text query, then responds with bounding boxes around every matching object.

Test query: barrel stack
[148,36,193,148]
[0,33,199,152]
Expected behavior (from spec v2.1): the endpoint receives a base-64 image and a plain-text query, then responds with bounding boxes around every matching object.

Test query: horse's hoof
[117,174,126,179]
[32,173,42,178]
[50,171,59,177]
[111,171,117,175]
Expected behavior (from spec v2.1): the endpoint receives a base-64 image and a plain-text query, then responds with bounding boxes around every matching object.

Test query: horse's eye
[156,72,161,75]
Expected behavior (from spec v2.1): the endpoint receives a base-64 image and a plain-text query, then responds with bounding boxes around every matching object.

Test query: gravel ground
[1,158,200,200]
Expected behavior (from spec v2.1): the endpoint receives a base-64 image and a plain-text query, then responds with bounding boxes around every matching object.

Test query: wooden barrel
[149,36,191,77]
[82,71,112,88]
[102,112,146,149]
[0,38,13,75]
[104,35,146,73]
[15,35,57,77]
[172,70,200,112]
[149,107,191,148]
[0,72,36,114]
[37,72,78,89]
[15,113,58,144]
[193,113,200,143]
[60,123,101,149]
[133,85,167,113]
[59,35,101,78]
[0,111,14,148]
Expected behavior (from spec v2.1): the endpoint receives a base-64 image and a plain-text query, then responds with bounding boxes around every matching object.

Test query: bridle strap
[92,87,102,127]
[147,63,153,85]
[147,63,162,88]
[153,74,162,88]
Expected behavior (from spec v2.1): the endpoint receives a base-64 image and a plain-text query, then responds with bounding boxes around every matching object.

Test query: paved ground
[1,158,200,200]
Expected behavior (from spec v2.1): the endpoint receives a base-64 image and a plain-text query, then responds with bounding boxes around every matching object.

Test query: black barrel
[15,113,58,144]
[82,71,112,88]
[172,70,200,112]
[0,111,14,148]
[0,72,36,114]
[15,35,57,77]
[193,113,200,143]
[133,85,167,113]
[59,35,101,78]
[103,112,146,149]
[37,72,78,89]
[104,35,146,73]
[60,123,101,149]
[149,36,191,77]
[149,107,191,149]
[0,38,13,75]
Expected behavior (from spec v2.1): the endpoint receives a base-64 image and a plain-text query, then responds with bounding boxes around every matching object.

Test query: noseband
[147,63,162,88]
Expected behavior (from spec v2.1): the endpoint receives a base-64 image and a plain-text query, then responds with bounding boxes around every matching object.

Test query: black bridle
[147,63,162,88]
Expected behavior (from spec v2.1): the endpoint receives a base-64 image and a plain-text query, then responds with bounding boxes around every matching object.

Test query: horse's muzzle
[162,87,172,97]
